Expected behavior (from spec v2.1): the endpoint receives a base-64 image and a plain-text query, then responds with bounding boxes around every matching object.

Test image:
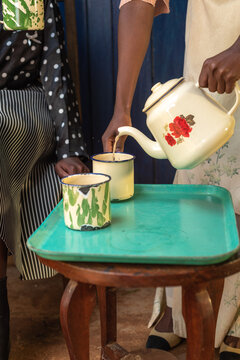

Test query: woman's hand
[102,111,132,153]
[199,36,240,94]
[55,157,90,178]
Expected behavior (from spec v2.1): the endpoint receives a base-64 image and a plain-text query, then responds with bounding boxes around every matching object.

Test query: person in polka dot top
[0,0,89,358]
[0,0,89,176]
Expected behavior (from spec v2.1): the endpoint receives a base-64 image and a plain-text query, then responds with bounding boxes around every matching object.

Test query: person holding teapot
[102,0,240,359]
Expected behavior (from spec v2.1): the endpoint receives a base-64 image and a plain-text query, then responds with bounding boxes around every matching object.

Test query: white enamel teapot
[118,77,240,169]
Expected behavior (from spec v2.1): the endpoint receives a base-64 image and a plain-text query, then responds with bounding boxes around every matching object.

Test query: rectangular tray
[27,184,240,265]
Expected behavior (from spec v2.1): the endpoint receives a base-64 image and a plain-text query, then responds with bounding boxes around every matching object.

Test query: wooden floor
[7,265,219,360]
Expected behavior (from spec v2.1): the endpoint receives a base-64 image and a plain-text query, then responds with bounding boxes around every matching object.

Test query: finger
[199,66,209,88]
[225,79,235,94]
[62,165,78,175]
[70,164,88,175]
[103,137,115,153]
[76,164,89,174]
[74,160,90,174]
[85,165,90,173]
[216,77,226,94]
[207,67,219,92]
[55,166,69,178]
[213,67,226,94]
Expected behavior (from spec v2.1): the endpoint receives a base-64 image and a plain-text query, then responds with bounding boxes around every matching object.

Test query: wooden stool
[39,256,240,360]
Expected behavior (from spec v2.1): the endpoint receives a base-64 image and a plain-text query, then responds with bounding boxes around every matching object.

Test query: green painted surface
[77,207,85,228]
[91,188,99,218]
[68,187,78,207]
[27,185,240,265]
[102,182,109,215]
[3,0,44,30]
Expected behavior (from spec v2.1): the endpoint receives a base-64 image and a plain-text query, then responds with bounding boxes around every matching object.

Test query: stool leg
[97,287,128,360]
[60,280,96,360]
[182,283,215,360]
[207,279,224,323]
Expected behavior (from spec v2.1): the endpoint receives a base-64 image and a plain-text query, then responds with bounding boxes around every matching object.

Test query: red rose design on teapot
[165,133,176,146]
[169,116,193,138]
[164,114,195,146]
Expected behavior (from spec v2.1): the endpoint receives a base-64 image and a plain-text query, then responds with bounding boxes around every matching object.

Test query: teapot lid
[142,77,184,113]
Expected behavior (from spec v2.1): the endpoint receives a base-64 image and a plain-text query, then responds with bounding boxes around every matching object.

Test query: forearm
[114,1,155,115]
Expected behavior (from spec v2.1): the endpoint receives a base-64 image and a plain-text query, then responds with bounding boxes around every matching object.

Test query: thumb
[199,68,208,88]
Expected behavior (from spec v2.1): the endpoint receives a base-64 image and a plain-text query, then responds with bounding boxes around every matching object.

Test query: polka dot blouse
[0,0,88,161]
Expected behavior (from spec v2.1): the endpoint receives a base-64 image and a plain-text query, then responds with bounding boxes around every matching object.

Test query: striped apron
[0,85,61,280]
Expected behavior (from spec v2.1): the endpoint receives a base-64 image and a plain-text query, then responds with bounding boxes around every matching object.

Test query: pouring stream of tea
[112,135,120,161]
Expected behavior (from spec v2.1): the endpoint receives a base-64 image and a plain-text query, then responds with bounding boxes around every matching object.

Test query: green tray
[27,184,240,265]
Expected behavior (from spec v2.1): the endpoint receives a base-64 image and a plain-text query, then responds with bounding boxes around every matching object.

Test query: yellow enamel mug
[91,153,135,201]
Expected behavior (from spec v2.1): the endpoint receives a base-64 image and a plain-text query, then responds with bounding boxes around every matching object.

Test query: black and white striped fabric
[0,85,61,280]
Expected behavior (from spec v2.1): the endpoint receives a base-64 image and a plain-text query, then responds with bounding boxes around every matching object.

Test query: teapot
[118,77,240,169]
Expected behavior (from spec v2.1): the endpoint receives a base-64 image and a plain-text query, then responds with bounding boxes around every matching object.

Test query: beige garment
[174,0,240,346]
[119,0,240,348]
[148,0,240,348]
[119,0,170,15]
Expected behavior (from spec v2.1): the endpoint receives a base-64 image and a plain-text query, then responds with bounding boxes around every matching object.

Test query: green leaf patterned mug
[2,0,44,30]
[61,173,111,231]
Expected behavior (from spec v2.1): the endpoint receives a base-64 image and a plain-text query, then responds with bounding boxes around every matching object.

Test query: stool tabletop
[40,253,240,288]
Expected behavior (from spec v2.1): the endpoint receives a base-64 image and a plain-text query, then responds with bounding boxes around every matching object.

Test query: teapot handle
[196,81,240,116]
[228,82,240,116]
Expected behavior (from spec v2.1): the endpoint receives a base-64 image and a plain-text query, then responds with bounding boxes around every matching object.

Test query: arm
[199,35,240,94]
[102,0,155,152]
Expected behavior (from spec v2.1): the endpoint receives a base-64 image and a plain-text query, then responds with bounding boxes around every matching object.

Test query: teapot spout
[118,126,167,159]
